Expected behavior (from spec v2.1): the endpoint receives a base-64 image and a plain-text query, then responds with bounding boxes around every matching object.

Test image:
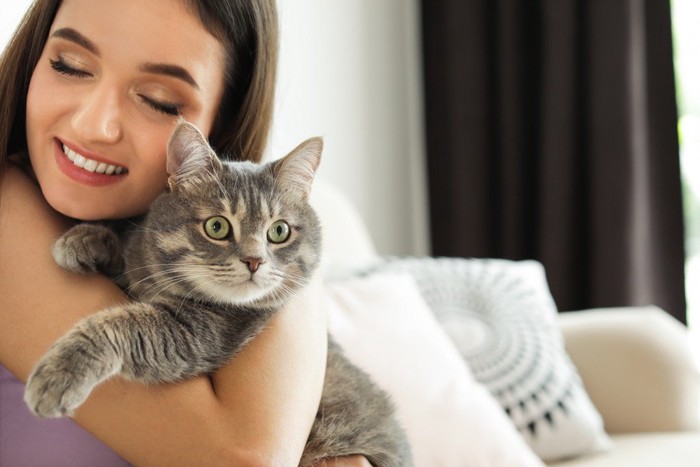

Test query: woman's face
[26,0,226,219]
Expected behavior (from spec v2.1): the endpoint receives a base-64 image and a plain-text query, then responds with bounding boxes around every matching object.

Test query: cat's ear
[166,120,222,191]
[272,137,323,199]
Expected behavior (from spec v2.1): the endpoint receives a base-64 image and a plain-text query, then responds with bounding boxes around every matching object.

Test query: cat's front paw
[24,356,96,418]
[52,224,120,274]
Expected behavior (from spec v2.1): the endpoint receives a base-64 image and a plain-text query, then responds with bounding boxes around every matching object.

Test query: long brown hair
[0,0,278,167]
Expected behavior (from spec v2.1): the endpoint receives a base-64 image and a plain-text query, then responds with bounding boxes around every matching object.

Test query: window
[672,0,700,360]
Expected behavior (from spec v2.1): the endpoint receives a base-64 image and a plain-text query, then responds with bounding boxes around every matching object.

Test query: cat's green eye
[267,220,291,244]
[204,216,231,240]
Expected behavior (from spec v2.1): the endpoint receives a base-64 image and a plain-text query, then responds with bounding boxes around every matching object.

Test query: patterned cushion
[363,257,611,461]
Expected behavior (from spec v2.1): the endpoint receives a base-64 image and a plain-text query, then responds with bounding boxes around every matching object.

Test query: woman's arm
[0,164,327,466]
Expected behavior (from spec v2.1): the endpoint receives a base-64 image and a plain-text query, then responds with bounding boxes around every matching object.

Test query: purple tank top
[0,364,130,466]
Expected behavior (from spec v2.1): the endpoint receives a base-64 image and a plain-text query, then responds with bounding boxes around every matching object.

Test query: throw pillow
[363,258,612,462]
[325,272,544,467]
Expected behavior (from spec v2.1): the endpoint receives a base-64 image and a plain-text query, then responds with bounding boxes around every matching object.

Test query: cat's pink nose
[242,257,263,273]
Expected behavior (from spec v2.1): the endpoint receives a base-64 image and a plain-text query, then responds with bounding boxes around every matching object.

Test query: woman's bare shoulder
[0,163,124,379]
[0,162,71,270]
[0,162,68,228]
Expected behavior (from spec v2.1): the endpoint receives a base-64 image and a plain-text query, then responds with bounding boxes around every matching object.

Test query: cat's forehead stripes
[221,198,242,243]
[235,197,247,218]
[260,198,271,222]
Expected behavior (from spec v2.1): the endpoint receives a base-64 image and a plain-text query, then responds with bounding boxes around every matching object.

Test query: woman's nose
[70,83,123,144]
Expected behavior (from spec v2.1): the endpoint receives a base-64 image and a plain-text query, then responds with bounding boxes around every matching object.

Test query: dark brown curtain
[421,0,687,322]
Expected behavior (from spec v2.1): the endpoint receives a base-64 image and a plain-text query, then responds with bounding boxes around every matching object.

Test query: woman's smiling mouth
[61,144,127,175]
[54,139,129,187]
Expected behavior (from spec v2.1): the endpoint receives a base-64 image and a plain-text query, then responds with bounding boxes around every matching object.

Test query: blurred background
[1,1,696,334]
[672,0,700,357]
[268,1,429,257]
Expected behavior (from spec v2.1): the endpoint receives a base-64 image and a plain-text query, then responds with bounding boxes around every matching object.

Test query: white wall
[0,0,33,48]
[0,0,430,256]
[270,1,429,255]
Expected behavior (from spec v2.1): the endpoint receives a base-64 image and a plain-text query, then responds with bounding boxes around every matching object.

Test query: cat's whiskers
[150,277,211,307]
[269,269,307,289]
[141,274,192,302]
[174,278,212,317]
[136,264,255,305]
[118,263,198,285]
[263,278,301,304]
[186,271,261,307]
[124,265,207,293]
[130,265,216,300]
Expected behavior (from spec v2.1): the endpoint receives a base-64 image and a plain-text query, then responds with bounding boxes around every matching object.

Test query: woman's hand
[313,455,373,466]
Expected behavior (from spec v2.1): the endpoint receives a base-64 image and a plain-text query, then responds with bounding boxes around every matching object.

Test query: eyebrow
[51,27,99,55]
[50,27,200,90]
[139,63,199,90]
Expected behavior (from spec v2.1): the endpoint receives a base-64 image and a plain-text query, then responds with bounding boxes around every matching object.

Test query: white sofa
[310,181,700,466]
[549,309,700,466]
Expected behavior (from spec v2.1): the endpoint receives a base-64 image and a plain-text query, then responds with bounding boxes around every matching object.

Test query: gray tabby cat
[24,121,412,467]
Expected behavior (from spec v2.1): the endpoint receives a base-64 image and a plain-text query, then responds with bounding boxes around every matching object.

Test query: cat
[24,121,413,467]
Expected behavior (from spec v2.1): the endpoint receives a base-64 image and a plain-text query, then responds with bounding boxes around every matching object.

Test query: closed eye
[137,94,182,116]
[49,57,91,78]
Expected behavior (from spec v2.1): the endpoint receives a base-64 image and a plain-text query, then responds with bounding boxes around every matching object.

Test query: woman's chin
[44,191,144,221]
[46,200,117,222]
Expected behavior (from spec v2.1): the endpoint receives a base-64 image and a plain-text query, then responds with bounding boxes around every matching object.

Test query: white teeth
[73,154,86,168]
[83,159,98,172]
[62,144,125,176]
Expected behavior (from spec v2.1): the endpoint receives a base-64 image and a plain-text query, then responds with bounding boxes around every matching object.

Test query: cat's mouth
[227,272,282,303]
[214,280,268,305]
[241,274,268,291]
[58,140,128,176]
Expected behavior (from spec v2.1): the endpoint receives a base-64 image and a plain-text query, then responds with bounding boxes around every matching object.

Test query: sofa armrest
[557,306,700,434]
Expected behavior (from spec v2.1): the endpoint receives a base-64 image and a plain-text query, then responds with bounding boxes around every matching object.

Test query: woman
[0,0,369,465]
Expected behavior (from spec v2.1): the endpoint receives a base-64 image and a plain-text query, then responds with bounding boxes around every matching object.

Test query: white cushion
[325,272,544,467]
[362,257,612,461]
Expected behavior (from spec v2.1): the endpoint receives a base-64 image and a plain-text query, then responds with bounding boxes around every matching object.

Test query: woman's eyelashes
[137,94,182,116]
[49,57,91,78]
[48,57,183,117]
